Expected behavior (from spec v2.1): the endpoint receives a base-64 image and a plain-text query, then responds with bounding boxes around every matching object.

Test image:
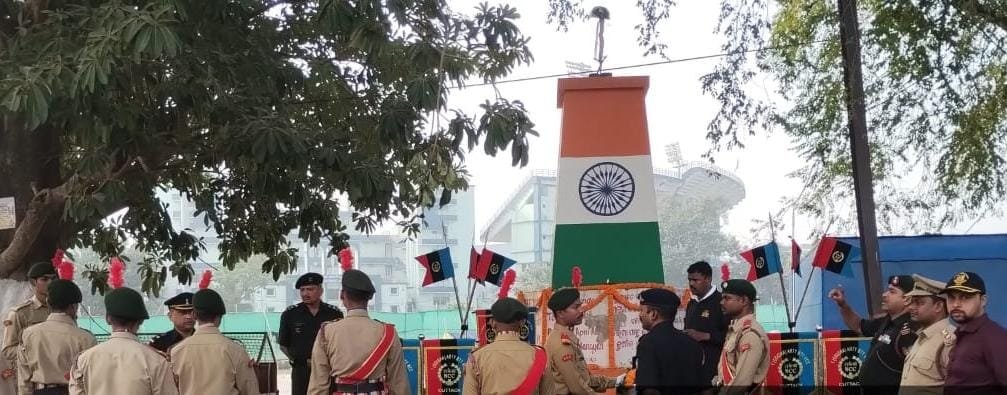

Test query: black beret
[548,288,580,311]
[721,279,757,301]
[28,262,56,279]
[164,292,194,310]
[47,279,82,307]
[940,271,986,295]
[342,269,376,294]
[887,275,915,294]
[491,297,528,324]
[193,289,226,316]
[296,273,324,289]
[105,287,150,321]
[639,288,680,308]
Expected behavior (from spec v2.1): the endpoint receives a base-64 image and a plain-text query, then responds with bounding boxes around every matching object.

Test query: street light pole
[837,0,884,316]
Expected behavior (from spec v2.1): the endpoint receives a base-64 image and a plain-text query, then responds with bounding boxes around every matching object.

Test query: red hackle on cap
[52,249,65,271]
[497,269,516,299]
[338,248,354,272]
[107,257,125,289]
[58,261,75,280]
[198,269,213,289]
[721,263,731,282]
[571,266,583,288]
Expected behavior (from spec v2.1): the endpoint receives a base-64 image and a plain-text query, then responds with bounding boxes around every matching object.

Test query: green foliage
[657,197,741,285]
[1,1,535,287]
[702,0,1007,234]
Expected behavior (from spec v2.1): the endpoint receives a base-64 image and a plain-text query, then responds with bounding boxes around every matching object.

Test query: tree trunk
[0,118,64,280]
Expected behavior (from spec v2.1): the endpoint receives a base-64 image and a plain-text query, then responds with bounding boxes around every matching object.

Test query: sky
[438,0,1007,248]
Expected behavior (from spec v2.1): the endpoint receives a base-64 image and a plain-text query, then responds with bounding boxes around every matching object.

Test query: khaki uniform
[898,319,955,394]
[69,332,178,395]
[715,313,769,394]
[544,325,614,395]
[307,309,409,395]
[16,313,96,395]
[462,332,553,395]
[2,297,50,366]
[170,325,259,395]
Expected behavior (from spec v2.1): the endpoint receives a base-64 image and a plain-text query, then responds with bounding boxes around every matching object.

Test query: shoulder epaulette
[285,304,299,312]
[11,299,33,312]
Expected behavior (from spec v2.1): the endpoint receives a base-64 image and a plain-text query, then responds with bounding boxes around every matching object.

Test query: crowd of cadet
[3,260,1006,395]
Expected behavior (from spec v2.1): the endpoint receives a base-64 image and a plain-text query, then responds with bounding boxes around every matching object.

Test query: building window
[390,305,399,313]
[266,288,275,297]
[390,287,398,296]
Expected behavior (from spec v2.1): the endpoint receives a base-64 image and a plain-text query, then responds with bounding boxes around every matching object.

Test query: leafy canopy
[1,0,536,292]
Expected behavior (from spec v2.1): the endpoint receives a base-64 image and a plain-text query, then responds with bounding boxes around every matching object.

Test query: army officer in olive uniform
[18,280,96,395]
[308,270,409,395]
[463,297,552,395]
[70,287,178,395]
[715,280,769,395]
[148,292,195,355]
[545,288,619,394]
[899,274,955,394]
[171,288,259,395]
[3,263,57,382]
[279,273,344,395]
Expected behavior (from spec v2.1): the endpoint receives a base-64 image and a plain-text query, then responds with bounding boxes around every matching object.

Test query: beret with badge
[295,272,323,289]
[490,297,528,324]
[639,288,680,308]
[28,262,56,279]
[342,269,376,294]
[548,288,580,312]
[887,275,915,294]
[105,287,150,321]
[721,279,757,301]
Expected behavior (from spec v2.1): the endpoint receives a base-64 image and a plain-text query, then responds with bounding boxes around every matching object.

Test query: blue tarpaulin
[795,234,1007,331]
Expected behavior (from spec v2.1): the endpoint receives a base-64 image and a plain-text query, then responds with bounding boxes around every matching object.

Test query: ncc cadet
[544,287,620,395]
[170,288,259,395]
[683,261,729,389]
[69,287,178,395]
[307,269,409,395]
[829,275,918,390]
[941,272,1007,394]
[278,272,344,395]
[635,288,704,395]
[462,297,552,395]
[899,274,955,394]
[3,263,57,381]
[17,280,96,395]
[148,292,195,355]
[714,279,768,395]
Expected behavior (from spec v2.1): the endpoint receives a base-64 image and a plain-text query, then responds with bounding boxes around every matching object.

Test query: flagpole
[441,221,466,325]
[769,213,795,332]
[794,266,818,322]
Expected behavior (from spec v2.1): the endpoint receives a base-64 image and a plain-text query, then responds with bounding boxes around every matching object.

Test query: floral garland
[529,282,691,368]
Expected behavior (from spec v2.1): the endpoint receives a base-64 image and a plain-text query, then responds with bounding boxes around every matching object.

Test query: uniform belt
[331,378,385,393]
[33,383,68,390]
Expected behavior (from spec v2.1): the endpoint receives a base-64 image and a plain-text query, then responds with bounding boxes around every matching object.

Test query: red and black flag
[468,247,483,285]
[811,237,858,277]
[741,242,783,281]
[416,248,454,287]
[422,339,473,394]
[474,249,516,286]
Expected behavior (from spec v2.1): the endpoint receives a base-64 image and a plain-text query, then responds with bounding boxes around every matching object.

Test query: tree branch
[949,0,1007,33]
[0,182,69,277]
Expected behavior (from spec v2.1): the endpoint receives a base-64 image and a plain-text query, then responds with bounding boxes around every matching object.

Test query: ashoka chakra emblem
[579,162,635,216]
